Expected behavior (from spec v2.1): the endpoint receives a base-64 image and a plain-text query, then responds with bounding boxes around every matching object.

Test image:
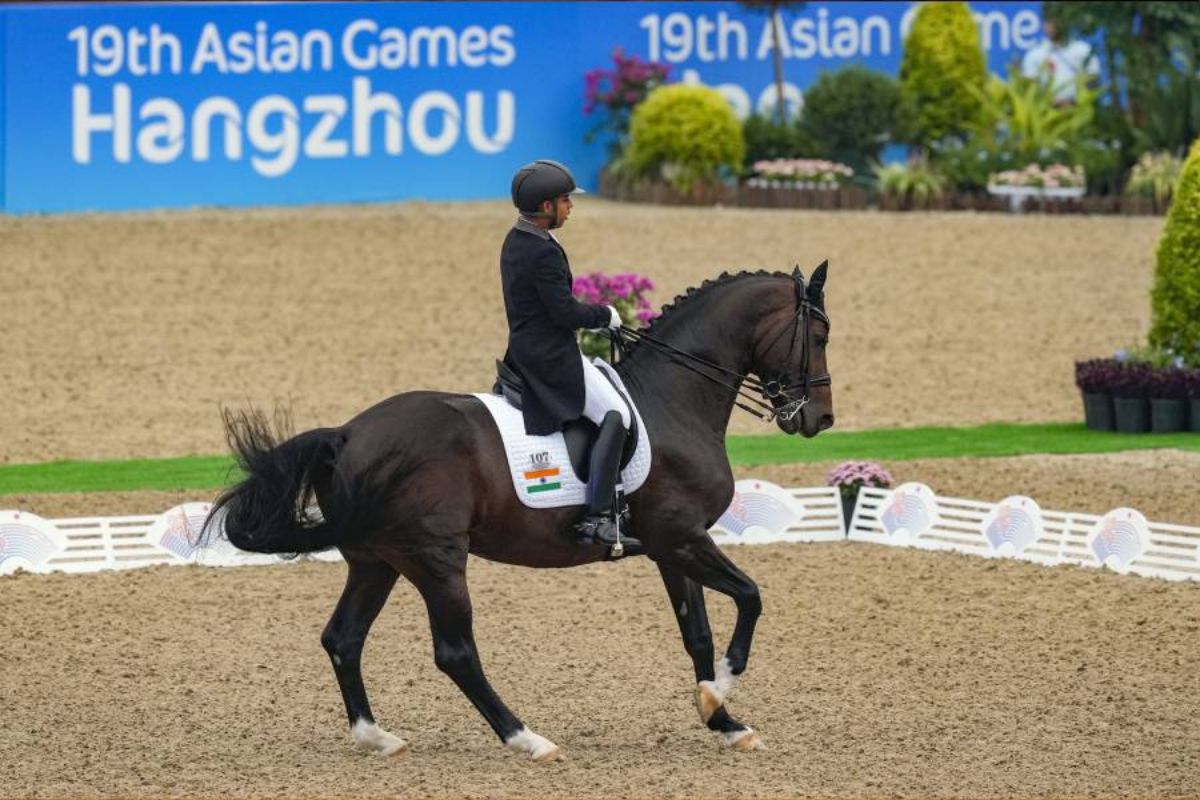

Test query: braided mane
[622,269,791,358]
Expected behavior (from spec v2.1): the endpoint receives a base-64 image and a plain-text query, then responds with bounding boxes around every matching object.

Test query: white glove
[607,305,623,330]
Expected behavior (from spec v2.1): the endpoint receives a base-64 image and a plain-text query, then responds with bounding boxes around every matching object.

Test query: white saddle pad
[472,360,652,509]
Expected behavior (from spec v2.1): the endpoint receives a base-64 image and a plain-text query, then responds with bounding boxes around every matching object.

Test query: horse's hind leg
[387,543,563,762]
[657,559,764,750]
[320,552,406,756]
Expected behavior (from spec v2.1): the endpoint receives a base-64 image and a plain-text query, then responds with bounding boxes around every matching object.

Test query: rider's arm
[532,249,611,331]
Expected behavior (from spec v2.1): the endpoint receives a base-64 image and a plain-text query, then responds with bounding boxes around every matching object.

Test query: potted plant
[1148,365,1190,433]
[1074,358,1116,431]
[826,461,894,532]
[987,163,1086,212]
[1109,360,1153,433]
[573,271,658,360]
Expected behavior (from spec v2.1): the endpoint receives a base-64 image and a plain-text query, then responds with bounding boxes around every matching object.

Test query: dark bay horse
[204,264,834,760]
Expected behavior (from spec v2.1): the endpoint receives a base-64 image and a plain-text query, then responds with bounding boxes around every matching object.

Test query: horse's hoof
[695,681,723,723]
[352,719,408,757]
[505,726,561,761]
[533,745,564,762]
[726,729,765,751]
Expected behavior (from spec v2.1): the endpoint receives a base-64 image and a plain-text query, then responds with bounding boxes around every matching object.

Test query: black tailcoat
[500,218,610,435]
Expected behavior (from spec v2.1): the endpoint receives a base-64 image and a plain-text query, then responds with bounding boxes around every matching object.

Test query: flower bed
[598,171,1167,215]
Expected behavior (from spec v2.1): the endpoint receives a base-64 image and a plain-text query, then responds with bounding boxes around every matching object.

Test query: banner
[0,1,1040,213]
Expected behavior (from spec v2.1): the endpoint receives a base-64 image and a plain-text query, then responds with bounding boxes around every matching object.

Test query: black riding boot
[573,411,641,551]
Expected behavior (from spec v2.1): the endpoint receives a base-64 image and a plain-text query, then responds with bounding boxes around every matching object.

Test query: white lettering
[246,95,299,177]
[136,97,184,163]
[227,31,255,74]
[408,90,460,155]
[342,19,377,70]
[465,90,514,154]
[191,23,228,74]
[409,26,457,67]
[460,25,488,67]
[489,25,515,66]
[681,68,750,119]
[149,24,182,74]
[303,95,349,158]
[192,97,243,161]
[352,76,402,156]
[72,83,131,163]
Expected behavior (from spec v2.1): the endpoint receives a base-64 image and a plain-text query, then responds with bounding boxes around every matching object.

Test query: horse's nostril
[819,414,835,431]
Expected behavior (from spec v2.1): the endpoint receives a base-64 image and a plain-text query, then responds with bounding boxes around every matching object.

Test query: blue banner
[0,1,1040,213]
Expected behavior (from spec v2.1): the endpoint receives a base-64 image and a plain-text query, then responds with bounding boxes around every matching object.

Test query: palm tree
[739,1,807,123]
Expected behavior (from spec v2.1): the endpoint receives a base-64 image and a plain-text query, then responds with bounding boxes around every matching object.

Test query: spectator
[1021,17,1099,105]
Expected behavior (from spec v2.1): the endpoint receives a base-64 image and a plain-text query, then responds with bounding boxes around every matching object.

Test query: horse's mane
[622,269,791,359]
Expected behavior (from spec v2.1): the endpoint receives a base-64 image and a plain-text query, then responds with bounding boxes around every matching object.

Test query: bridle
[613,270,831,424]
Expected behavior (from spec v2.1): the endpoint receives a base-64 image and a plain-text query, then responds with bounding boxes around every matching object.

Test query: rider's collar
[514,215,553,241]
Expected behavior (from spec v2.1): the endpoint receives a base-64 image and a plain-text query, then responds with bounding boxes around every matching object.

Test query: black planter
[1151,398,1188,433]
[1190,398,1200,433]
[1113,396,1150,433]
[840,492,857,533]
[1081,391,1115,431]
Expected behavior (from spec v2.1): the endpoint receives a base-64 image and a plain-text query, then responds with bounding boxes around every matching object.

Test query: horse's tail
[203,408,351,555]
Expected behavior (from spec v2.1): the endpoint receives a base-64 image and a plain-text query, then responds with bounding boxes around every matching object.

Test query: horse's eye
[816,336,829,348]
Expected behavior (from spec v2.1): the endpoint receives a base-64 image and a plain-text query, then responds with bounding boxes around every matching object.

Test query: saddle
[492,360,639,483]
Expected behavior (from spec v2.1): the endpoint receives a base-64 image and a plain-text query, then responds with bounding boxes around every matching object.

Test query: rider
[501,159,636,549]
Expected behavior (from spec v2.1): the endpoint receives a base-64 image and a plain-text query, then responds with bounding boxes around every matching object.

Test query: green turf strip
[0,423,1197,495]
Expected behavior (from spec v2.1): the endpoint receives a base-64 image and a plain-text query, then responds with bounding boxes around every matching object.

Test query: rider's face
[543,194,573,228]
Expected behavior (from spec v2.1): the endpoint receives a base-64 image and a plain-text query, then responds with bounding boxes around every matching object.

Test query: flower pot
[840,492,857,534]
[1150,398,1188,433]
[1081,392,1115,431]
[1190,398,1200,433]
[1112,396,1150,434]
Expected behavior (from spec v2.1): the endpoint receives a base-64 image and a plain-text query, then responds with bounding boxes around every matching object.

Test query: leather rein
[612,291,831,424]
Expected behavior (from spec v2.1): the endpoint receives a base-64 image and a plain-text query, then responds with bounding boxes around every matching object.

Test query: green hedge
[626,84,744,191]
[1149,137,1200,366]
[899,1,987,147]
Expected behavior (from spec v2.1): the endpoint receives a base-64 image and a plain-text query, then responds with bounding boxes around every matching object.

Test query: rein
[613,295,831,424]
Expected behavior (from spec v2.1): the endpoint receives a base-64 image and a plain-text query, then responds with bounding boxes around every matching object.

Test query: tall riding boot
[573,411,641,550]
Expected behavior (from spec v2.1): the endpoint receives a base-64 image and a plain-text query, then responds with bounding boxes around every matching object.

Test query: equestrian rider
[500,159,636,549]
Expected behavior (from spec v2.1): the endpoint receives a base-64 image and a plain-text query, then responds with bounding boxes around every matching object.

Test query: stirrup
[573,514,641,554]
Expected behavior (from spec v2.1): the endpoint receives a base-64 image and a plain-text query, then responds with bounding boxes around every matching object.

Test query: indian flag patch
[523,460,562,494]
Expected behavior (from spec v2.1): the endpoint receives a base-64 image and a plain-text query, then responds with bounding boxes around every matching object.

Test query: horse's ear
[807,260,828,299]
[791,264,807,307]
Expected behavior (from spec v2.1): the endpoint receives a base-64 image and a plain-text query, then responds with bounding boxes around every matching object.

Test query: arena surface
[2,202,1198,798]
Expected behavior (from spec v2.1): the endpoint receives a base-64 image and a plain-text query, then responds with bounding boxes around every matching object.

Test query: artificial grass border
[0,422,1197,496]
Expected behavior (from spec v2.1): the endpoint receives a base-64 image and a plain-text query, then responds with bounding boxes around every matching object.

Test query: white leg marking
[715,656,737,698]
[505,726,562,761]
[696,658,738,723]
[722,726,765,750]
[351,718,408,757]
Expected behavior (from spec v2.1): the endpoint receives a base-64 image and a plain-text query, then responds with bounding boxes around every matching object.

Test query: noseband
[614,274,831,424]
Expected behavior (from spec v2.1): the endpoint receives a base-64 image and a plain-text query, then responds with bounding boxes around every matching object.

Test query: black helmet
[511,159,585,213]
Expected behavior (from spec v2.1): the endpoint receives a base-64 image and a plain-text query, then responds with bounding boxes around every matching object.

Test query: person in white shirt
[1021,18,1100,105]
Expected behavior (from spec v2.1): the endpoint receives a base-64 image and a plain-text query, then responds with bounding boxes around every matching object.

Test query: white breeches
[579,354,631,428]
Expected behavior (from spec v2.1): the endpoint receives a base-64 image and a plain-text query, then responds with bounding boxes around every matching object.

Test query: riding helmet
[511,160,586,213]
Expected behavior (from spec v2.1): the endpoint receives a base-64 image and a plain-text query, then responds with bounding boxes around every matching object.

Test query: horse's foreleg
[396,545,563,762]
[656,540,764,750]
[320,554,406,756]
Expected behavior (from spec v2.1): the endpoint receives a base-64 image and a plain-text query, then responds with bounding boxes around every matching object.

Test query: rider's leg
[575,356,636,547]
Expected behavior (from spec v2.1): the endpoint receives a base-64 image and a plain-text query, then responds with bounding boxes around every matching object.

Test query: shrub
[873,157,946,202]
[1108,361,1155,399]
[899,1,987,147]
[1126,151,1184,204]
[797,66,904,174]
[583,48,671,155]
[626,84,745,191]
[1149,137,1200,367]
[742,114,819,172]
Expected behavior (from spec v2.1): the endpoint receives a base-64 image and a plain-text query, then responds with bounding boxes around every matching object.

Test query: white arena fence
[1,480,1197,583]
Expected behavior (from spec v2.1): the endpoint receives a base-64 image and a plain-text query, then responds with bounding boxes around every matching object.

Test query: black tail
[202,407,350,555]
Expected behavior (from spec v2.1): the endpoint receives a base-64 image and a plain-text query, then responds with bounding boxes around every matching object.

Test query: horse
[203,262,834,761]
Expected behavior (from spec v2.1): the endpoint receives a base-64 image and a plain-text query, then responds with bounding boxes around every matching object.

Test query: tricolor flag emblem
[524,466,562,493]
